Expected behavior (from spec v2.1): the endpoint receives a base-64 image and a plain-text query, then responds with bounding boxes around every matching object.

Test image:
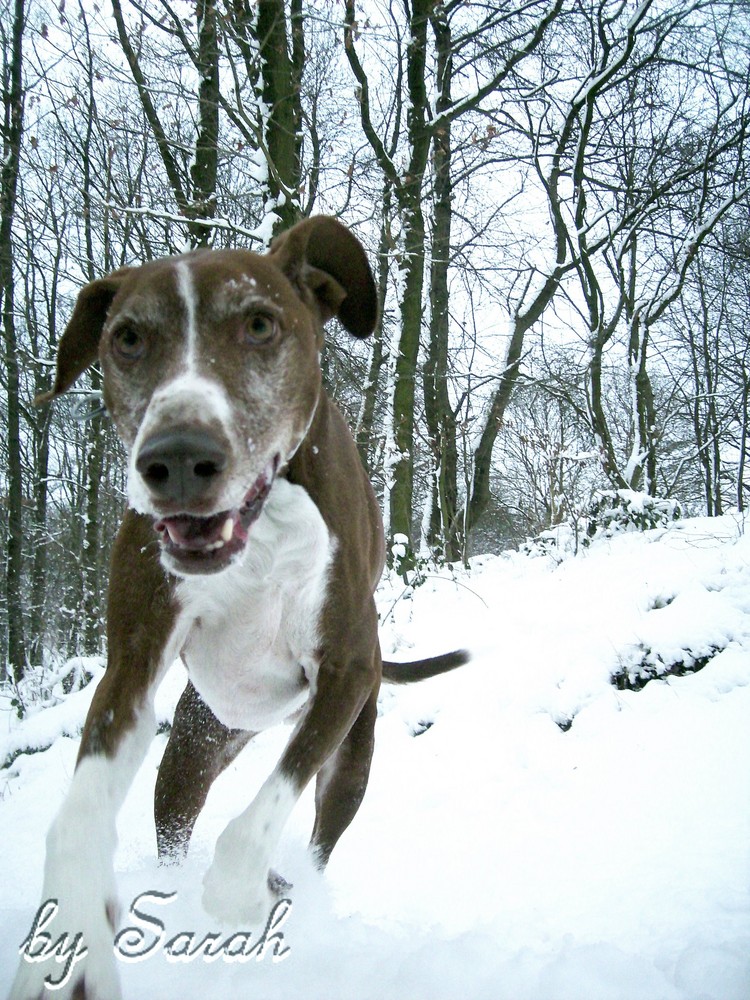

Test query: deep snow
[1,514,749,999]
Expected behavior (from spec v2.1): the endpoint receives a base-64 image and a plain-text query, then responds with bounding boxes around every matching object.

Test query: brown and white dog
[10,217,467,999]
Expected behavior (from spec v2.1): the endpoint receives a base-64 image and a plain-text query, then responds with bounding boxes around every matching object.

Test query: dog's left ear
[268,216,378,338]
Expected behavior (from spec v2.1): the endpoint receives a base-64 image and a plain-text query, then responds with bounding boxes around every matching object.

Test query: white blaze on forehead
[175,258,199,371]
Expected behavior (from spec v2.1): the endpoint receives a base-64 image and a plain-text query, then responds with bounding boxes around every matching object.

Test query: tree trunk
[112,0,221,247]
[387,0,431,548]
[256,0,305,234]
[79,371,107,656]
[77,23,109,656]
[685,278,723,515]
[423,6,459,560]
[28,408,50,666]
[737,370,749,513]
[587,321,628,491]
[356,182,393,472]
[467,317,526,531]
[625,311,657,494]
[0,0,27,681]
[191,0,220,245]
[26,263,56,667]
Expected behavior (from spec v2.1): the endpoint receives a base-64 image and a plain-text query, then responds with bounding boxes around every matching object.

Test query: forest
[1,0,748,683]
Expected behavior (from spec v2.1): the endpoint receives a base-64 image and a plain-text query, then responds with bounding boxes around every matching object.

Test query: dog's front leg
[202,649,379,926]
[10,705,155,1000]
[10,515,181,1000]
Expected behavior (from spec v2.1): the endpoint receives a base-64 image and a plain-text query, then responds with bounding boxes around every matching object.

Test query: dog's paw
[10,844,121,1000]
[8,899,122,1000]
[202,816,276,926]
[202,865,274,927]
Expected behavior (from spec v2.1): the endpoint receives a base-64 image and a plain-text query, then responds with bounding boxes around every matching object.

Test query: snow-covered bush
[518,489,682,560]
[6,656,101,720]
[518,526,576,562]
[390,533,431,587]
[583,490,681,546]
[612,643,722,691]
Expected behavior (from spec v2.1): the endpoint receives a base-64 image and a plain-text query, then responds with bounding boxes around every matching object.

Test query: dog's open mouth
[154,458,279,573]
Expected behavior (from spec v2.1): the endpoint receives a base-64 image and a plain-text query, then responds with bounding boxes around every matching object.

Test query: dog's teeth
[205,539,226,552]
[221,517,234,542]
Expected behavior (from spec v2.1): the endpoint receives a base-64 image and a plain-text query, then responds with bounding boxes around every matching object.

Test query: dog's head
[40,216,377,576]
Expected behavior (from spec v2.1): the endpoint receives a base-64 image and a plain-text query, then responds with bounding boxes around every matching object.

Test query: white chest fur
[175,478,334,731]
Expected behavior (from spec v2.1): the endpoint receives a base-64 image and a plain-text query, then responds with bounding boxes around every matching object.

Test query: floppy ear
[268,216,378,338]
[36,269,132,405]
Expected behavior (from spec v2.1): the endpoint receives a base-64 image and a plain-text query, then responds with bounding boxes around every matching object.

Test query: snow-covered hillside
[2,515,749,999]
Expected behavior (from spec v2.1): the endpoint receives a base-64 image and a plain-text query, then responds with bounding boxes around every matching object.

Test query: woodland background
[0,0,748,683]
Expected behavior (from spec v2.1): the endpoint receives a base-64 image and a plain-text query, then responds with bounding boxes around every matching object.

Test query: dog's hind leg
[309,686,378,869]
[155,680,253,862]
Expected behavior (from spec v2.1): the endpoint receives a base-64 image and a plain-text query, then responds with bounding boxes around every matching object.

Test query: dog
[10,217,467,999]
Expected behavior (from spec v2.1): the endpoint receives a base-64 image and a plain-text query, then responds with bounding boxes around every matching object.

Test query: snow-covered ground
[1,514,749,999]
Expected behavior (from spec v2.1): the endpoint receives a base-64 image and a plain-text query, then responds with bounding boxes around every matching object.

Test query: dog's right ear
[35,269,131,405]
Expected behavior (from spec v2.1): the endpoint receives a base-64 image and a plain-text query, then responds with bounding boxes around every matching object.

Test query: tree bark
[387,0,432,546]
[356,181,393,471]
[423,5,459,560]
[191,0,220,244]
[256,0,305,233]
[737,374,749,513]
[0,0,27,680]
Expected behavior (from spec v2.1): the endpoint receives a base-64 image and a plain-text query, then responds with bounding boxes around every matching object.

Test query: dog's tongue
[158,510,236,551]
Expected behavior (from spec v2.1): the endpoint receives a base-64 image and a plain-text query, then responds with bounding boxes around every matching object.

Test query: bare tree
[668,222,750,514]
[465,0,749,548]
[111,0,223,247]
[1,0,27,680]
[344,0,562,557]
[560,2,748,495]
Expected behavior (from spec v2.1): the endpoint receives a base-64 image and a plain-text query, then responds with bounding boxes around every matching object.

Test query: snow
[2,514,749,999]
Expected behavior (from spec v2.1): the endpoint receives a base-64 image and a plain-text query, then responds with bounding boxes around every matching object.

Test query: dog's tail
[381,649,470,684]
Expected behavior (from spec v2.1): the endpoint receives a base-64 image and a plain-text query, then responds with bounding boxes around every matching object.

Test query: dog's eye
[112,326,145,361]
[243,313,278,346]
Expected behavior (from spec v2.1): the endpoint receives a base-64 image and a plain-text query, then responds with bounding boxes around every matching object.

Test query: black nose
[136,429,227,507]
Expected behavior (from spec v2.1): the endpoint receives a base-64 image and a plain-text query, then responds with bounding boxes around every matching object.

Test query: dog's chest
[175,479,334,731]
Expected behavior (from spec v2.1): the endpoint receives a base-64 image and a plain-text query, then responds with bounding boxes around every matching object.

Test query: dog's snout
[136,430,227,507]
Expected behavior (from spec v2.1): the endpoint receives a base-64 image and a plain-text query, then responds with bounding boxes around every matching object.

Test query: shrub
[583,490,681,546]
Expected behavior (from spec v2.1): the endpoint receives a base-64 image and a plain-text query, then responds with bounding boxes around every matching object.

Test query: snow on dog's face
[38,218,378,577]
[99,251,322,576]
